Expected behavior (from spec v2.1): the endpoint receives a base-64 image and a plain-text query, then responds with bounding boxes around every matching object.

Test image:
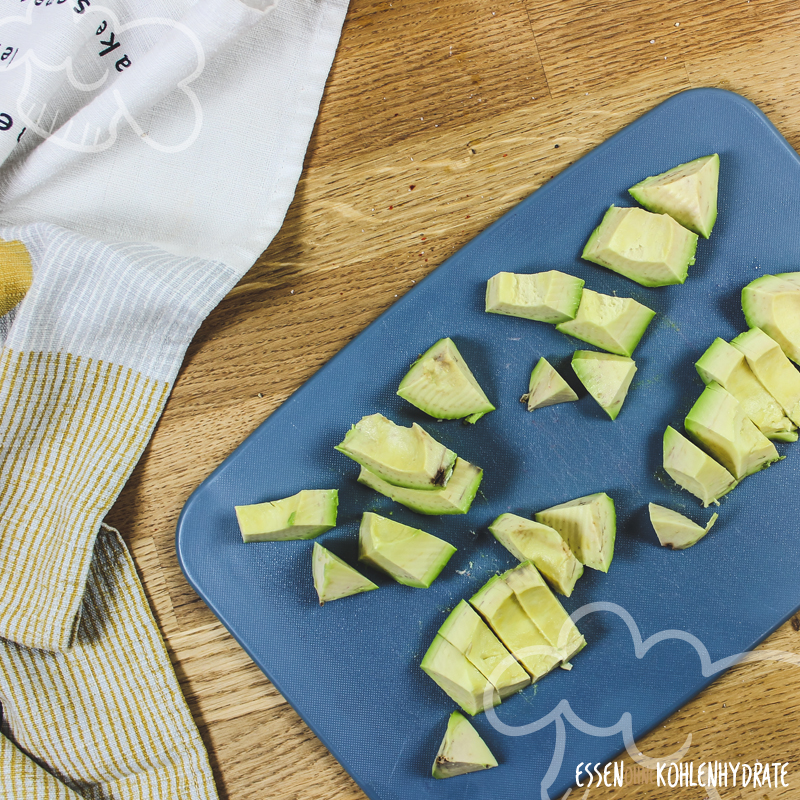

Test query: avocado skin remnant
[431,711,498,779]
[235,489,338,542]
[648,503,718,550]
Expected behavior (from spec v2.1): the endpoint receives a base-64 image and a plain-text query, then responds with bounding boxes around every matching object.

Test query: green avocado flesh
[695,337,797,441]
[358,512,456,588]
[535,492,616,572]
[582,206,698,287]
[335,414,456,491]
[485,270,585,324]
[432,711,498,779]
[648,503,718,550]
[731,328,800,426]
[357,457,483,515]
[397,338,495,423]
[571,351,637,420]
[555,288,655,357]
[311,543,378,604]
[235,489,338,542]
[684,382,781,481]
[741,274,800,366]
[522,357,578,411]
[488,513,583,596]
[421,634,500,716]
[438,600,530,699]
[628,154,720,238]
[662,426,737,507]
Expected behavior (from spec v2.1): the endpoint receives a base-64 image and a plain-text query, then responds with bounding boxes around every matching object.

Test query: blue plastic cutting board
[176,89,800,800]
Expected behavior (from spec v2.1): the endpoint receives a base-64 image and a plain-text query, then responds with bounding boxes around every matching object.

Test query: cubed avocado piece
[335,414,456,491]
[488,513,583,596]
[421,634,501,716]
[358,512,455,588]
[311,543,378,604]
[235,489,338,542]
[582,206,698,287]
[684,382,781,481]
[662,425,737,507]
[438,600,530,699]
[741,274,800,366]
[357,457,483,515]
[571,350,637,420]
[555,288,655,357]
[521,357,578,411]
[485,270,584,324]
[628,154,720,238]
[469,575,561,681]
[648,503,718,550]
[535,492,616,573]
[397,338,495,423]
[731,328,800,426]
[696,337,797,441]
[431,711,498,779]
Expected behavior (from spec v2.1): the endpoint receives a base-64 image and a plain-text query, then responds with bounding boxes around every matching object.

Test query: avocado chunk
[431,711,498,779]
[469,575,562,681]
[421,634,501,716]
[628,154,720,238]
[684,382,781,481]
[235,489,338,542]
[397,338,495,423]
[741,274,800,365]
[485,270,585,324]
[438,600,530,699]
[500,562,586,662]
[696,337,797,441]
[489,513,583,596]
[555,288,655,357]
[731,328,800,426]
[662,425,737,507]
[648,503,718,550]
[571,350,637,420]
[535,492,616,572]
[357,457,483,515]
[335,414,456,491]
[582,206,698,287]
[521,357,578,411]
[311,543,379,604]
[358,512,456,588]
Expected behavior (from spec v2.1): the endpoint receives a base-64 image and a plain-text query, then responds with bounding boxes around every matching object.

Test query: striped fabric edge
[0,732,82,799]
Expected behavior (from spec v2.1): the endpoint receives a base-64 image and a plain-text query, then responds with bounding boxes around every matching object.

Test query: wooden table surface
[107,1,800,798]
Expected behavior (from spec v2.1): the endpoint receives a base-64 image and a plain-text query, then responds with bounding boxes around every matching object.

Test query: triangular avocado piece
[312,543,378,604]
[648,503,718,550]
[397,338,495,423]
[522,357,578,411]
[628,154,720,238]
[571,351,637,420]
[432,711,498,779]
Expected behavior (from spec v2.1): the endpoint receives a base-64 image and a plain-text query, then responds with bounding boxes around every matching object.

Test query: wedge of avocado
[397,338,495,423]
[741,274,800,365]
[358,512,456,588]
[555,288,655,357]
[571,350,637,420]
[535,492,616,572]
[488,513,583,596]
[522,357,578,411]
[628,154,720,238]
[335,414,456,490]
[695,337,797,441]
[582,206,698,286]
[311,543,378,604]
[648,503,718,550]
[357,457,483,515]
[485,270,584,324]
[431,711,498,779]
[684,382,781,481]
[235,489,338,542]
[662,425,737,507]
